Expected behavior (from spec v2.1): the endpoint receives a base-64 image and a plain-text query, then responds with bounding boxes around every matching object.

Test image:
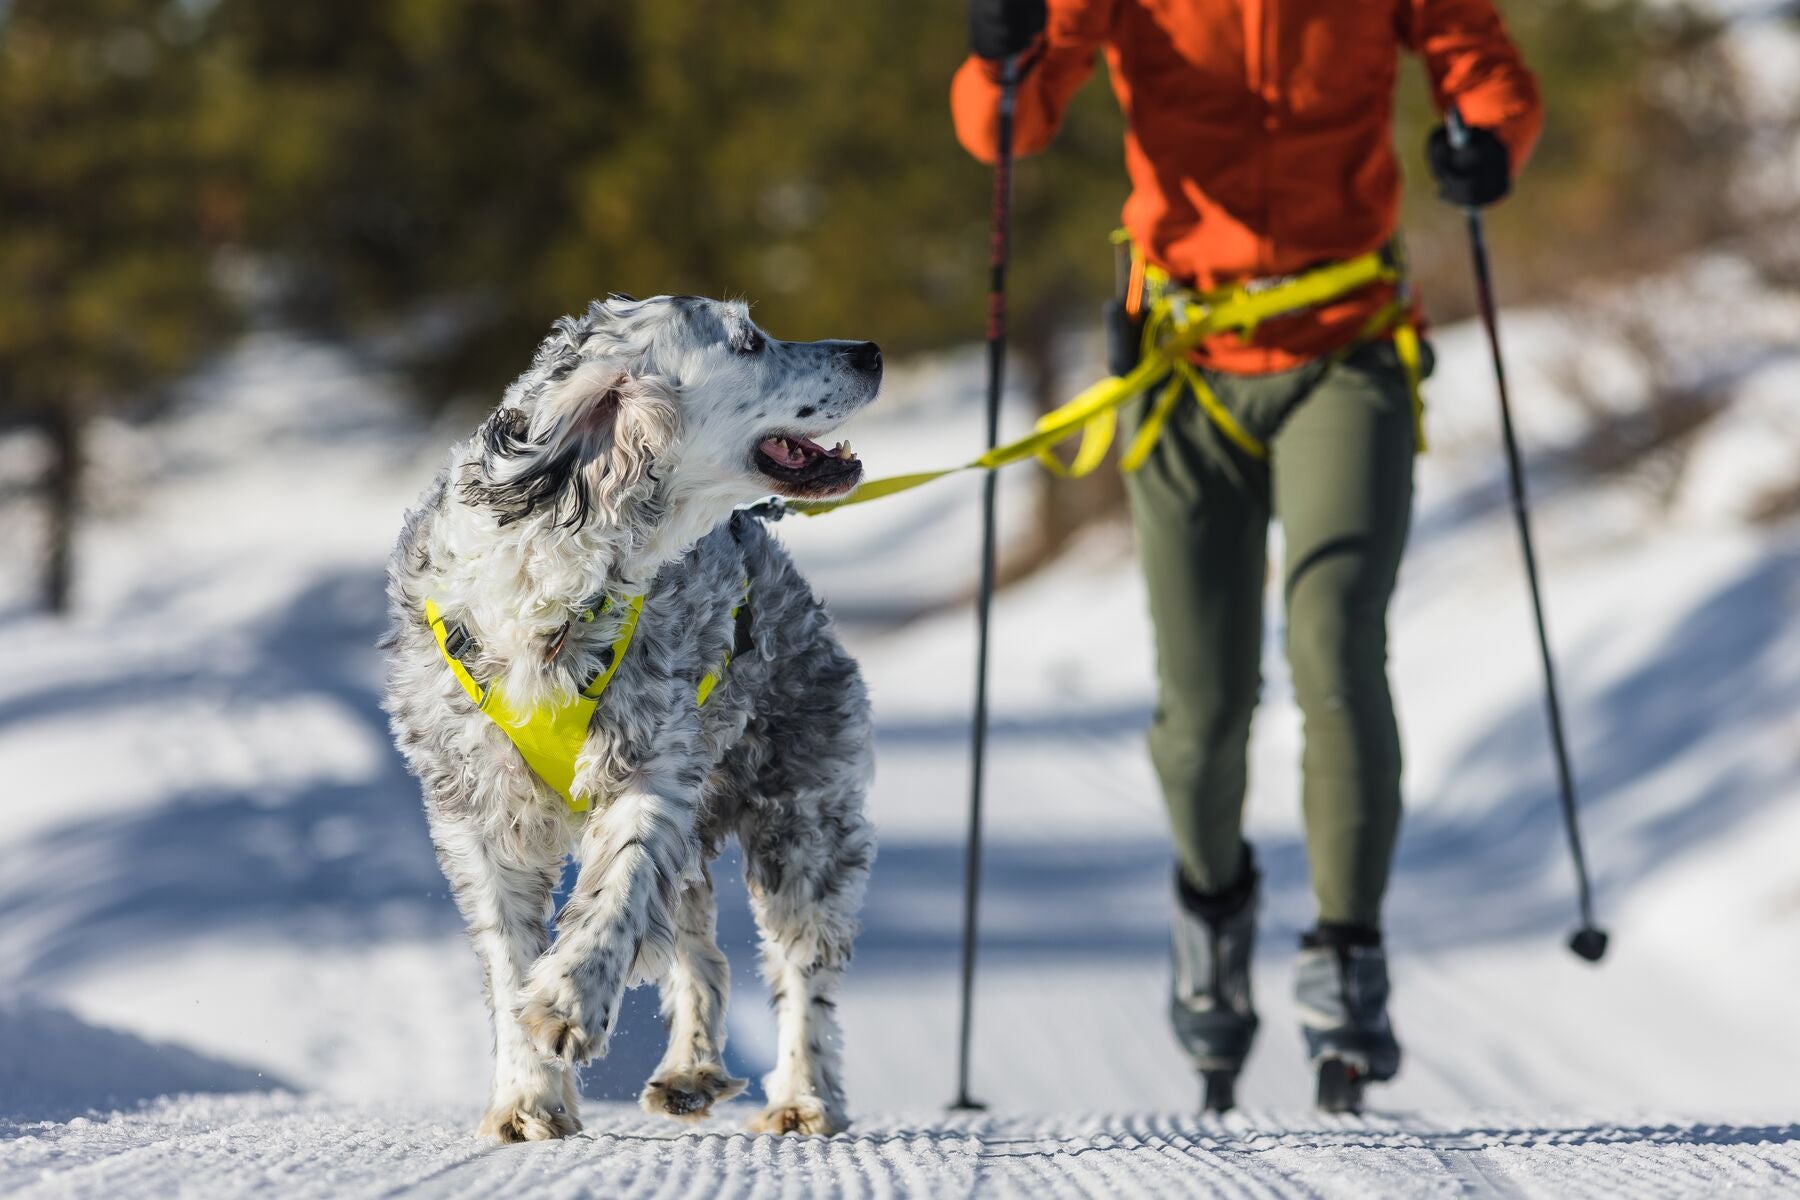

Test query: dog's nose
[845,341,882,374]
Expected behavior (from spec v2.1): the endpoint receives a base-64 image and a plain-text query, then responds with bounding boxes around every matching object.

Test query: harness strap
[425,597,487,708]
[1393,318,1428,453]
[696,580,751,707]
[1121,298,1425,464]
[581,594,644,700]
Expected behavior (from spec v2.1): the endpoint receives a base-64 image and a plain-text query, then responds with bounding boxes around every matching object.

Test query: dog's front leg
[735,774,873,1137]
[641,867,747,1121]
[517,785,697,1068]
[428,812,579,1142]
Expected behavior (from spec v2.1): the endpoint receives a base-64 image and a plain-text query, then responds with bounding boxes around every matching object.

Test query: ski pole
[1445,106,1609,964]
[951,54,1020,1112]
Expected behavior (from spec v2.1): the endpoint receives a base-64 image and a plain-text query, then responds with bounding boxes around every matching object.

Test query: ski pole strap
[787,247,1425,516]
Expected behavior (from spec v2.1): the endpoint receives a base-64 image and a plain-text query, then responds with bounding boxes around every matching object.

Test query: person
[951,0,1542,1109]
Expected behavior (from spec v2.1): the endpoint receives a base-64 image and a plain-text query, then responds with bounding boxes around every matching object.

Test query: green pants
[1125,340,1416,927]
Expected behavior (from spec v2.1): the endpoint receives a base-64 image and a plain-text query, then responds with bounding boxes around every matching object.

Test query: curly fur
[381,295,879,1141]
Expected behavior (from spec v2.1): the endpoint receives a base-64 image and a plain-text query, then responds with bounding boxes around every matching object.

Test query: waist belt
[786,237,1425,517]
[1096,235,1426,468]
[424,584,749,813]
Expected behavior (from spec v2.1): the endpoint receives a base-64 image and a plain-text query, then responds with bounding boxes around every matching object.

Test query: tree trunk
[996,304,1126,589]
[42,404,80,614]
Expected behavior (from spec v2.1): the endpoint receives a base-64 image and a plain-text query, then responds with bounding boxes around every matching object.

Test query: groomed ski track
[5,1097,1797,1199]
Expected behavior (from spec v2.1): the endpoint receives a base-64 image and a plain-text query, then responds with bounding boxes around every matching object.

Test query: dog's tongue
[759,435,823,469]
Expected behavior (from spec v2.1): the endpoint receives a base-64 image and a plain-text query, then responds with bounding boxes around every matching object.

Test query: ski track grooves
[3,1097,1798,1199]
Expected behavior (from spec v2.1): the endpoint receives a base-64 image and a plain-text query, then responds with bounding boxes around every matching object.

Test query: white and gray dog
[381,295,879,1142]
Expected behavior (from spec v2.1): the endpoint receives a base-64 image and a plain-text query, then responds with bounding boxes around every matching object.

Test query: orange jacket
[951,0,1543,373]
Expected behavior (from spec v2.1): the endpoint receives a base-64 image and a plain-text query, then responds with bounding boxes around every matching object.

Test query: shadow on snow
[0,535,1793,1104]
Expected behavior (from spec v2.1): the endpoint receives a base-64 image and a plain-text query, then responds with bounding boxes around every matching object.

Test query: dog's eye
[736,331,765,356]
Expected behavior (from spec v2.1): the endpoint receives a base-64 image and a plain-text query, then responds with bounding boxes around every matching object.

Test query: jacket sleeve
[1403,0,1545,173]
[950,0,1118,165]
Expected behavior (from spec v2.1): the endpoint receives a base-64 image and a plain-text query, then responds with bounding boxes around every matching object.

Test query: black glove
[969,0,1046,62]
[1427,123,1511,208]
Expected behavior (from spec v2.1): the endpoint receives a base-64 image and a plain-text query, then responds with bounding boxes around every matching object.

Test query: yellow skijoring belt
[424,585,748,813]
[788,241,1425,517]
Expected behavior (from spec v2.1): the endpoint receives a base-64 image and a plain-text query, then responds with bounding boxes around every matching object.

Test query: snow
[0,283,1797,1195]
[5,1097,1798,1200]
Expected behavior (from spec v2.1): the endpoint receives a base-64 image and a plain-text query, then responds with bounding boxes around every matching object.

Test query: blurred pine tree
[0,0,232,611]
[0,0,1754,606]
[202,0,1124,397]
[203,0,1736,403]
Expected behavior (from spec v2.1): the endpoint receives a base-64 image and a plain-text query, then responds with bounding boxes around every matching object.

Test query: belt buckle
[443,624,476,661]
[1242,271,1298,297]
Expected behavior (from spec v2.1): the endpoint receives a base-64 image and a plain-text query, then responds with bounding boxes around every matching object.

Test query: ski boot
[1168,846,1260,1114]
[1294,923,1401,1114]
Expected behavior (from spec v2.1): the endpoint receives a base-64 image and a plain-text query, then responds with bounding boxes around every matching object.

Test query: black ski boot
[1168,846,1260,1114]
[1294,923,1401,1114]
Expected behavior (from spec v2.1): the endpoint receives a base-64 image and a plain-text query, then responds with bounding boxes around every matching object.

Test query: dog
[381,295,879,1142]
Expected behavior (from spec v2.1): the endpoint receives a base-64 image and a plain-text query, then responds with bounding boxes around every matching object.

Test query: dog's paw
[517,993,597,1066]
[640,1064,748,1123]
[478,1095,582,1143]
[747,1098,841,1137]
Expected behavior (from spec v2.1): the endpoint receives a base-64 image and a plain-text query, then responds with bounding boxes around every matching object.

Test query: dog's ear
[576,365,679,527]
[464,361,678,529]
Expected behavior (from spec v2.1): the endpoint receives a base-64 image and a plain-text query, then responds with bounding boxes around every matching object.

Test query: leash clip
[742,497,789,523]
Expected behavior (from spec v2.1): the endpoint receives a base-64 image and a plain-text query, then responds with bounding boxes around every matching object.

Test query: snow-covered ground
[0,290,1796,1196]
[10,1096,1800,1199]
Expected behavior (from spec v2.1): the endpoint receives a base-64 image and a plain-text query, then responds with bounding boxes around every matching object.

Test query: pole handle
[1444,103,1471,153]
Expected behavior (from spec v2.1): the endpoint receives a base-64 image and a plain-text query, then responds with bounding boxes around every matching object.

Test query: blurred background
[0,0,1796,1124]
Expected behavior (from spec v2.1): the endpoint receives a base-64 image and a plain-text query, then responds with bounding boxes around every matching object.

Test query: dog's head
[462,295,881,539]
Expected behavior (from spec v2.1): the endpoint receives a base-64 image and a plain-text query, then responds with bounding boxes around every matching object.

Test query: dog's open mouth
[754,434,863,498]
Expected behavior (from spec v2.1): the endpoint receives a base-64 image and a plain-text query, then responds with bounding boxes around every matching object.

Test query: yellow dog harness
[788,240,1424,516]
[424,585,749,813]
